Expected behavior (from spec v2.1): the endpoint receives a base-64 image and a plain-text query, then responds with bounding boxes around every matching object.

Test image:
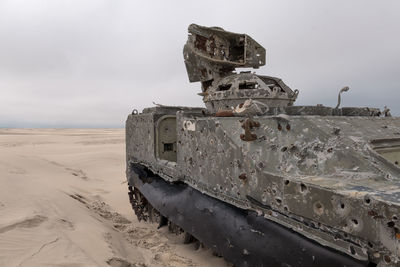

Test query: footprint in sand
[0,215,47,234]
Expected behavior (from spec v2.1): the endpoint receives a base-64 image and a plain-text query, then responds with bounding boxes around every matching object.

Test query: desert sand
[0,129,231,267]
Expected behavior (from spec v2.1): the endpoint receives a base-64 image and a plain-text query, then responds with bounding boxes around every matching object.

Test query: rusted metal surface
[240,118,260,141]
[215,110,235,117]
[125,24,400,266]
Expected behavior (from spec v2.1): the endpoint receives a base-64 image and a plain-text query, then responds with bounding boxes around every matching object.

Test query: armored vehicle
[126,24,400,266]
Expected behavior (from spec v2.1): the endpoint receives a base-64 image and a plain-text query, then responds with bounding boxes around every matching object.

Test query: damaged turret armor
[126,24,400,266]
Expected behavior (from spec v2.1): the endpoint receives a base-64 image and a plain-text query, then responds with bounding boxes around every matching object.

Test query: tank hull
[126,106,400,264]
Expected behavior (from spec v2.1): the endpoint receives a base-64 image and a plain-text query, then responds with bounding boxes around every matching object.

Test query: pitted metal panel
[203,73,297,112]
[175,113,400,263]
[127,109,400,264]
[126,113,155,164]
[184,24,266,83]
[126,107,204,182]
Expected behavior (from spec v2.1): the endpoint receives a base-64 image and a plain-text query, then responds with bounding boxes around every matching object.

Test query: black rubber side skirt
[129,165,370,267]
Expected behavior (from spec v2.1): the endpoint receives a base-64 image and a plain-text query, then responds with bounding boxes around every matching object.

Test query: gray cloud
[1,0,399,127]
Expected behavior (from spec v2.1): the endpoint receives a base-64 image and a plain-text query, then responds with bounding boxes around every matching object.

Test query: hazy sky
[1,0,399,127]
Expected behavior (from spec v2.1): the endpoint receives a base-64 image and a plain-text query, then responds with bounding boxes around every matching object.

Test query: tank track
[128,185,150,222]
[128,185,197,244]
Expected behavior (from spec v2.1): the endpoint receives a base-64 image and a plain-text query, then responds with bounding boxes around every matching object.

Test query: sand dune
[0,129,230,267]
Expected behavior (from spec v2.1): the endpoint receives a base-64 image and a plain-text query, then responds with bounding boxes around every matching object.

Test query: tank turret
[184,24,298,113]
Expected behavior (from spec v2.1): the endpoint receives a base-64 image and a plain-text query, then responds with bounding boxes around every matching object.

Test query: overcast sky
[0,0,399,127]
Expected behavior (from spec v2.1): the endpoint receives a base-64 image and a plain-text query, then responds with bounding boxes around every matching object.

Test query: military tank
[126,24,400,266]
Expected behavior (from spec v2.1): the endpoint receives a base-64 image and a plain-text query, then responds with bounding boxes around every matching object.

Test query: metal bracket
[240,118,260,141]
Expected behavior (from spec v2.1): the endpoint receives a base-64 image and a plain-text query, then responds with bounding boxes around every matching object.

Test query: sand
[0,129,231,267]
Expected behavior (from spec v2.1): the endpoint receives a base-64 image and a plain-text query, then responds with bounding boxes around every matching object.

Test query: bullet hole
[387,221,395,228]
[281,146,288,152]
[349,246,356,255]
[278,124,282,131]
[351,219,359,226]
[340,203,345,209]
[300,183,307,193]
[327,148,333,153]
[239,173,247,180]
[284,206,288,211]
[314,202,324,215]
[284,180,290,185]
[395,161,399,165]
[393,215,398,221]
[286,124,291,131]
[275,198,282,204]
[257,162,264,169]
[368,242,374,248]
[364,198,371,204]
[384,255,391,263]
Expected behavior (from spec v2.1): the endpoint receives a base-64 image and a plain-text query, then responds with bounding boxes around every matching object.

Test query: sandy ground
[0,129,231,267]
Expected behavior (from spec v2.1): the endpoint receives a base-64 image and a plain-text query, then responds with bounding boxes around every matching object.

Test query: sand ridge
[0,129,230,267]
